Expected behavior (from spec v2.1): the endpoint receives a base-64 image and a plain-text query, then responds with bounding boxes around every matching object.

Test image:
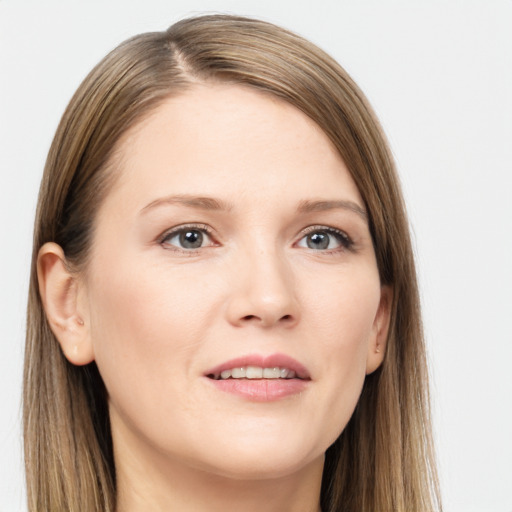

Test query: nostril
[242,314,294,323]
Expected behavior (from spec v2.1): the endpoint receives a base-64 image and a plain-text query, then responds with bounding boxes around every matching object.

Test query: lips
[205,353,310,381]
[205,354,310,401]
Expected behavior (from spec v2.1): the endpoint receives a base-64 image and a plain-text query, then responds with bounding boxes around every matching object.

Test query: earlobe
[366,285,393,375]
[37,242,94,366]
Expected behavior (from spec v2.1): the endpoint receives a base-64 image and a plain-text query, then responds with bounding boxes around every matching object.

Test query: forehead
[105,83,363,212]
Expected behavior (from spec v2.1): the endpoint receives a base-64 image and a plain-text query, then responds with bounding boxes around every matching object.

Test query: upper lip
[205,353,311,380]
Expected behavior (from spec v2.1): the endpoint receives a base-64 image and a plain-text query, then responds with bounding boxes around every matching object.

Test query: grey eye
[306,231,330,250]
[179,230,204,249]
[297,228,351,251]
[162,228,212,250]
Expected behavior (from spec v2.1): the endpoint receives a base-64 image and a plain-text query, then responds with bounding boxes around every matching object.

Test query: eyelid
[158,223,217,251]
[296,225,354,251]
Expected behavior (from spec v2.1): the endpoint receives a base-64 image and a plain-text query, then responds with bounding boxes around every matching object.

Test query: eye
[296,227,353,251]
[159,225,214,251]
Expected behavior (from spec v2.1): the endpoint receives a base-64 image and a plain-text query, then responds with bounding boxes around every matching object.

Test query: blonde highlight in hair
[25,14,441,511]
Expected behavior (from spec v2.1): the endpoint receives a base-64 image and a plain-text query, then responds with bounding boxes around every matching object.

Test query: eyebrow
[297,199,368,221]
[140,194,234,214]
[140,194,368,221]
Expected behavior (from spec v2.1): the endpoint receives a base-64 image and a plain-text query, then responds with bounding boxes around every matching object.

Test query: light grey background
[1,1,511,510]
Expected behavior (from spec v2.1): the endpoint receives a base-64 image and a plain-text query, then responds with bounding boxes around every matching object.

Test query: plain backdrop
[1,1,511,511]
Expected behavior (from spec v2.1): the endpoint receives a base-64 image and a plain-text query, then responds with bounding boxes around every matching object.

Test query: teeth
[231,367,246,378]
[215,366,297,380]
[246,366,263,379]
[263,367,281,378]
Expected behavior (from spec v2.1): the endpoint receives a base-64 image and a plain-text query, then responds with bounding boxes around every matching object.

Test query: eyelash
[298,225,354,254]
[157,224,354,254]
[158,224,216,255]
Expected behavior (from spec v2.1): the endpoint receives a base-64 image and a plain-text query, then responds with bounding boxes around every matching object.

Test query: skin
[38,84,391,511]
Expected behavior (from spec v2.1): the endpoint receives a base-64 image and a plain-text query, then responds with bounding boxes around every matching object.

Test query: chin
[205,451,323,481]
[187,432,326,481]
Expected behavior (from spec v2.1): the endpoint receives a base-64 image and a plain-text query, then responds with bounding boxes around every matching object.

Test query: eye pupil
[307,232,329,250]
[180,230,203,249]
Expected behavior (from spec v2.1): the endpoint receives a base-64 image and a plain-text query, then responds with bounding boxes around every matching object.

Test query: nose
[225,248,300,329]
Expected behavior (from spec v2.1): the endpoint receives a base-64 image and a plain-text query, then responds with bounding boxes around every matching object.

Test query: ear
[37,242,94,366]
[366,285,392,375]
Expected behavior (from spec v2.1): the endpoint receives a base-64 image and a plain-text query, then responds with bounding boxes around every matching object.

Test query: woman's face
[82,84,389,480]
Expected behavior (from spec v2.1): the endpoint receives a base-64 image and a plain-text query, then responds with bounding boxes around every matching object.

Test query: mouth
[207,366,301,380]
[205,353,310,381]
[205,354,310,401]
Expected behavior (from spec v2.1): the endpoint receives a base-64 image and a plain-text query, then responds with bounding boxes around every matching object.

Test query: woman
[24,14,441,512]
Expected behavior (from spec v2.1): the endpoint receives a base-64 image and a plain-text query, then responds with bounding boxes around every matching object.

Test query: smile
[208,366,298,380]
[205,353,310,381]
[205,354,310,401]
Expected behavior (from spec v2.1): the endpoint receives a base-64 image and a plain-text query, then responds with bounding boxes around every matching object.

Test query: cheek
[85,252,219,421]
[303,268,381,440]
[305,265,380,353]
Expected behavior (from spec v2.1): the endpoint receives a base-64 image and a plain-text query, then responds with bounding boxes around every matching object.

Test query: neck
[116,463,323,512]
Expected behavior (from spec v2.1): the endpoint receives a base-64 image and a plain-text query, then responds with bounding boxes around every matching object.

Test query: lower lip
[207,378,309,401]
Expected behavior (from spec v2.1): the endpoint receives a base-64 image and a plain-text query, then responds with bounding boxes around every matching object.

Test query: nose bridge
[227,240,299,328]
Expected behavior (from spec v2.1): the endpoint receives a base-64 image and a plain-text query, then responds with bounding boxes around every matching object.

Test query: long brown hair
[24,14,441,511]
